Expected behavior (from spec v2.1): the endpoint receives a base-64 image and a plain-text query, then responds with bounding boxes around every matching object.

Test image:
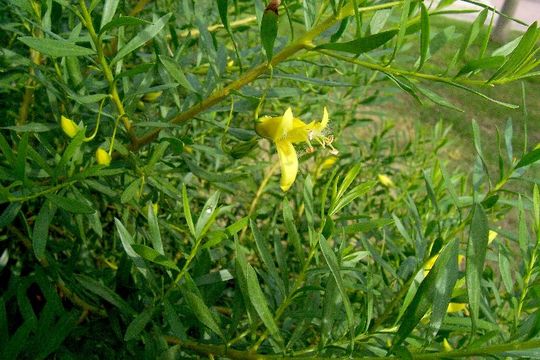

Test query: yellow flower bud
[488,230,497,244]
[378,174,395,188]
[96,148,111,166]
[447,302,467,313]
[443,338,453,351]
[142,91,162,102]
[61,115,80,138]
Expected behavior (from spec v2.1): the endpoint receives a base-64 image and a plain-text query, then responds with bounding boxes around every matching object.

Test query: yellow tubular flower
[256,107,331,191]
[96,148,111,166]
[61,115,80,138]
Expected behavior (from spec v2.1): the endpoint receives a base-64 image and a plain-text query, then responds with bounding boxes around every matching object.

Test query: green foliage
[1,0,540,358]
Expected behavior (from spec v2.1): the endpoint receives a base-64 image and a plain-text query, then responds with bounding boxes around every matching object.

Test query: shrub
[1,0,540,358]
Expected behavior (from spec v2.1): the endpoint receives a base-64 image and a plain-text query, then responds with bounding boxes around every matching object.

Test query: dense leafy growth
[1,0,540,358]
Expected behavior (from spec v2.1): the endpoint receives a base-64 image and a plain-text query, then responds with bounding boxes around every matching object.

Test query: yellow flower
[256,107,333,191]
[96,148,111,166]
[61,115,81,138]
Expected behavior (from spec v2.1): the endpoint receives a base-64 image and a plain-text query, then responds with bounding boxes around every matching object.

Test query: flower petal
[321,106,329,129]
[276,140,298,191]
[256,116,281,140]
[281,107,294,135]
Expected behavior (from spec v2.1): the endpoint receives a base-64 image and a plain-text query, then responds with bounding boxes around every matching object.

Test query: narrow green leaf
[393,238,459,349]
[515,148,540,169]
[457,56,505,76]
[75,274,135,315]
[329,181,375,216]
[466,203,489,334]
[389,0,412,63]
[111,13,171,65]
[194,191,220,240]
[319,235,354,339]
[250,220,285,297]
[0,202,21,227]
[260,7,278,61]
[32,200,57,260]
[159,55,196,92]
[490,22,539,82]
[147,202,163,255]
[45,193,95,214]
[182,184,195,237]
[124,306,154,341]
[99,16,150,36]
[418,3,430,71]
[131,244,178,270]
[18,37,95,57]
[120,179,141,204]
[416,85,463,112]
[316,30,398,55]
[181,274,225,339]
[282,198,304,268]
[100,0,120,29]
[1,123,56,132]
[235,240,283,344]
[115,218,152,280]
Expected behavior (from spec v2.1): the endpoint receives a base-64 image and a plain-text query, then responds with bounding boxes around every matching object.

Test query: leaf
[1,123,56,132]
[180,276,225,339]
[282,198,304,268]
[457,56,505,76]
[418,3,430,71]
[182,184,196,238]
[32,200,57,260]
[329,181,375,216]
[319,235,355,339]
[18,37,95,57]
[147,202,163,255]
[260,7,278,61]
[389,0,412,63]
[99,16,151,36]
[100,0,120,30]
[159,55,196,92]
[124,306,154,341]
[392,238,459,349]
[515,148,540,169]
[131,244,178,271]
[0,202,21,227]
[416,85,463,112]
[45,193,95,214]
[250,220,285,297]
[235,240,283,344]
[69,93,109,105]
[111,13,171,65]
[490,22,539,82]
[115,218,152,280]
[75,274,135,315]
[316,30,398,55]
[194,191,220,240]
[466,203,489,334]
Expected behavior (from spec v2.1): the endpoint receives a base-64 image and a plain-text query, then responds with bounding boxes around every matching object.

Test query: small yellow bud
[142,91,162,102]
[447,302,467,313]
[321,156,337,170]
[145,202,159,215]
[378,174,395,188]
[442,338,453,351]
[61,115,80,138]
[96,148,111,166]
[488,230,497,244]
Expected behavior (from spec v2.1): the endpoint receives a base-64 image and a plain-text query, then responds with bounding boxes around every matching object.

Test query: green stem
[79,0,136,143]
[313,47,503,87]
